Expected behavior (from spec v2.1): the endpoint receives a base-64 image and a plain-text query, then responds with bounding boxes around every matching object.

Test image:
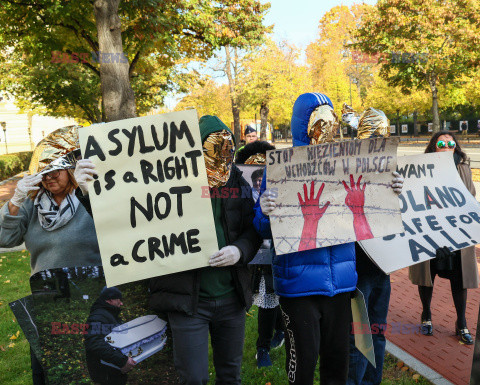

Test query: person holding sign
[409,131,478,345]
[0,127,101,385]
[254,93,404,385]
[147,115,262,385]
[348,107,404,385]
[254,93,357,385]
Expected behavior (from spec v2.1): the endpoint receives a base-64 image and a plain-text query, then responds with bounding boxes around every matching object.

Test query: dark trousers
[256,305,284,350]
[280,293,352,385]
[419,256,467,328]
[348,273,391,385]
[167,296,245,385]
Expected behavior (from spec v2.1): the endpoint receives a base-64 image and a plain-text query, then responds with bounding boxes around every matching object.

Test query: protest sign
[266,137,403,255]
[351,289,375,367]
[79,110,218,286]
[30,267,177,384]
[360,152,480,274]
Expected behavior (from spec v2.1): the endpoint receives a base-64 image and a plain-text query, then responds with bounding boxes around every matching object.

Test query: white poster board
[401,124,408,134]
[390,125,396,134]
[428,123,433,132]
[78,110,218,286]
[360,152,480,274]
[267,138,403,255]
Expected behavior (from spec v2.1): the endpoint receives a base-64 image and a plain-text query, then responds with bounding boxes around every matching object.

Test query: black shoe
[456,325,474,345]
[421,319,433,336]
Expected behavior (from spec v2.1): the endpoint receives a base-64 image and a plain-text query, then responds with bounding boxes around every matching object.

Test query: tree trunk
[429,74,440,132]
[260,102,269,140]
[93,0,136,122]
[224,46,242,145]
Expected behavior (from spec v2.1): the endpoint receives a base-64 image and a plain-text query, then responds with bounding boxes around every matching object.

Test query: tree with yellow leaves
[355,0,480,132]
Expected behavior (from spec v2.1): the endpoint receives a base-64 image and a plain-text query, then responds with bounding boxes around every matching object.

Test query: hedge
[0,151,33,181]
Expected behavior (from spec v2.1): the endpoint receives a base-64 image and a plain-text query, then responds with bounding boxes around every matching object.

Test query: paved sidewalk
[386,248,480,385]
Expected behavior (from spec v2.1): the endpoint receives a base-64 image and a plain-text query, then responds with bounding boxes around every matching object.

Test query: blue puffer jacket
[253,92,357,297]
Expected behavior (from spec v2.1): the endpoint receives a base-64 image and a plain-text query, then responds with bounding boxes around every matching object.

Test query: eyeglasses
[42,169,60,180]
[436,140,456,149]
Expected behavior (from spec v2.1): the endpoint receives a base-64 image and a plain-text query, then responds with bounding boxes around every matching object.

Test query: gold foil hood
[307,105,339,144]
[29,125,81,175]
[357,108,390,139]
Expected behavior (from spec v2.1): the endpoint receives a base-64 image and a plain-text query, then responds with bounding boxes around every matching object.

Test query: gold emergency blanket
[29,125,81,174]
[307,105,339,144]
[203,130,235,188]
[357,108,390,139]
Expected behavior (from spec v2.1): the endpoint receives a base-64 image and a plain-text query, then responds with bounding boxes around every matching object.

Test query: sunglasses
[42,169,61,180]
[436,140,456,149]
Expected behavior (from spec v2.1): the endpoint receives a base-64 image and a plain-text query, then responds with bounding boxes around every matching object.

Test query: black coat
[84,297,128,384]
[149,165,262,315]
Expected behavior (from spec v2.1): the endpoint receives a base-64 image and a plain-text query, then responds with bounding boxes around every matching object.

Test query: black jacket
[84,297,128,384]
[149,165,262,315]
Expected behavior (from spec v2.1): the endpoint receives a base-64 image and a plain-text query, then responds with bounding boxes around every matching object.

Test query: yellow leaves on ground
[10,330,20,340]
[4,280,10,283]
[7,342,15,348]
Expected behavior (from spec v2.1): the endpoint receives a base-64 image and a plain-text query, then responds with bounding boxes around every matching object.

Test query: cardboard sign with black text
[360,152,480,273]
[78,111,218,286]
[266,138,403,255]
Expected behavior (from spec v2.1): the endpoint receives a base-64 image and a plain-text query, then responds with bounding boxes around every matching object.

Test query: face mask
[308,105,340,144]
[203,130,235,188]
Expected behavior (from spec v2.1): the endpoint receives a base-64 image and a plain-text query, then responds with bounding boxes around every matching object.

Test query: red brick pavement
[0,176,22,202]
[386,247,480,385]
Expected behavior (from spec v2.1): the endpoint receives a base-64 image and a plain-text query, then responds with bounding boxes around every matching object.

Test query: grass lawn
[0,251,432,385]
[0,250,34,385]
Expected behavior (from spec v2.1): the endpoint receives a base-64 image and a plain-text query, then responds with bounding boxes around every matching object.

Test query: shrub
[0,151,33,181]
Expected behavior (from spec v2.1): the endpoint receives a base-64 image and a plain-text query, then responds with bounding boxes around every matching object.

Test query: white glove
[74,159,98,195]
[10,174,43,207]
[391,171,404,195]
[259,189,277,216]
[209,246,241,267]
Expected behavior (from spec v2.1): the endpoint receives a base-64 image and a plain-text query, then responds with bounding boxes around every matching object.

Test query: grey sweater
[0,198,101,275]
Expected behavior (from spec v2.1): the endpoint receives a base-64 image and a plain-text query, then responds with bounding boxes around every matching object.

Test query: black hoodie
[84,296,128,384]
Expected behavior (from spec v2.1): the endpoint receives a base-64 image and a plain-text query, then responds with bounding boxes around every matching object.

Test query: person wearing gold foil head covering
[148,115,262,385]
[0,125,101,274]
[253,93,403,385]
[0,126,102,385]
[348,107,402,385]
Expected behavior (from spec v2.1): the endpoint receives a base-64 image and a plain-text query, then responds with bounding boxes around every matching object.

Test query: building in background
[0,97,77,155]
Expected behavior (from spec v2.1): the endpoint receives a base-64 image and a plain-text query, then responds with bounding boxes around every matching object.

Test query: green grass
[0,250,34,385]
[207,307,433,385]
[0,251,432,385]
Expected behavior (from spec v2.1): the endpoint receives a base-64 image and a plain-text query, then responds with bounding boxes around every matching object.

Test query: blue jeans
[348,272,391,385]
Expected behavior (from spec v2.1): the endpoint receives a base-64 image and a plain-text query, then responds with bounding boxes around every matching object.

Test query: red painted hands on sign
[342,174,373,240]
[298,181,330,251]
[342,174,367,215]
